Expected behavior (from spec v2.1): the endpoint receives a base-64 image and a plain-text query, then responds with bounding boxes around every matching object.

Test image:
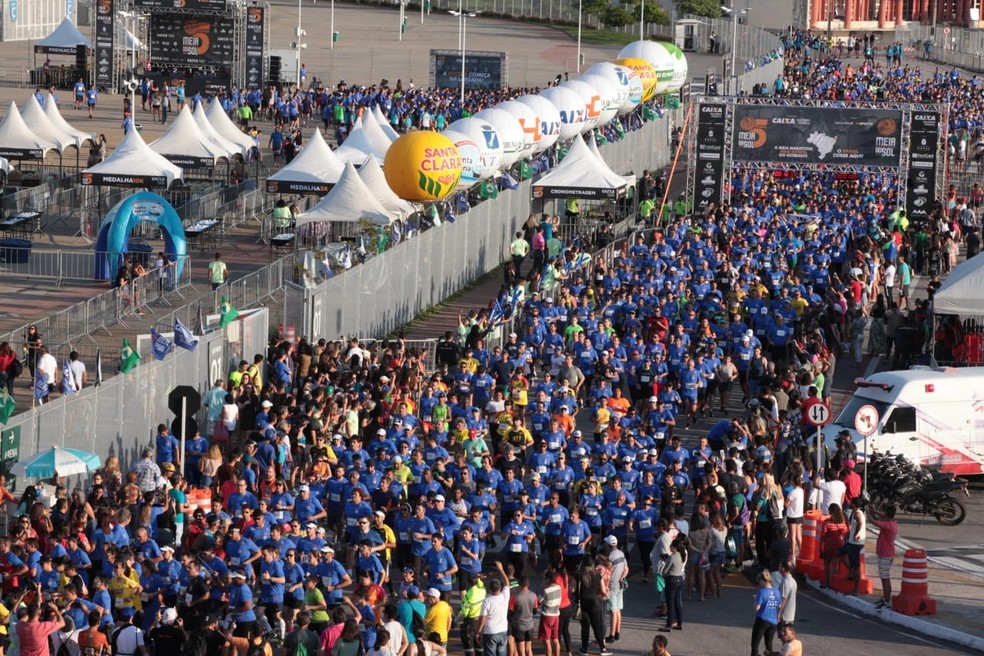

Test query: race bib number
[510,543,523,553]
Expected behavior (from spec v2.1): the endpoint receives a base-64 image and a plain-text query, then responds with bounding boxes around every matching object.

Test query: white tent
[372,105,399,142]
[335,115,391,166]
[43,92,94,148]
[205,99,256,156]
[82,125,182,188]
[266,129,345,193]
[357,156,415,220]
[934,253,984,315]
[296,161,392,226]
[150,106,230,168]
[35,17,91,52]
[531,135,628,200]
[20,95,77,153]
[193,103,244,158]
[0,102,58,160]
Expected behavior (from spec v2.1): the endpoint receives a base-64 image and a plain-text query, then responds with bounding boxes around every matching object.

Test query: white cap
[427,587,441,598]
[230,571,246,579]
[649,395,659,403]
[261,400,274,408]
[161,608,178,625]
[374,510,386,518]
[393,455,403,463]
[604,535,618,546]
[321,545,335,553]
[648,448,659,456]
[377,429,387,436]
[434,495,446,502]
[160,545,175,553]
[305,522,318,529]
[298,485,310,492]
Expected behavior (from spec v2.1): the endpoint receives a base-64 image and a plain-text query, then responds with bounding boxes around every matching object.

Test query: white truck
[824,367,984,476]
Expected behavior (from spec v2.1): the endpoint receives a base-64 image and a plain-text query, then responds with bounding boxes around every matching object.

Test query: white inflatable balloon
[657,41,688,93]
[618,40,675,94]
[474,108,524,168]
[496,100,542,157]
[581,63,631,113]
[444,117,504,184]
[558,80,604,134]
[540,86,586,141]
[620,66,644,115]
[514,95,561,152]
[577,73,619,127]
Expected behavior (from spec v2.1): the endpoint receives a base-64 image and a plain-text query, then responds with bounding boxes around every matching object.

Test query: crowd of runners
[4,30,981,656]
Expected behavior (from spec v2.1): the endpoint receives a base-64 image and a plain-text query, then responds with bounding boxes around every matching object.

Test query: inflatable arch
[93,191,187,281]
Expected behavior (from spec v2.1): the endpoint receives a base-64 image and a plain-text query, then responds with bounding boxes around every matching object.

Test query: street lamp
[331,0,335,50]
[722,6,747,95]
[118,10,145,113]
[576,0,582,73]
[449,10,478,105]
[639,0,644,40]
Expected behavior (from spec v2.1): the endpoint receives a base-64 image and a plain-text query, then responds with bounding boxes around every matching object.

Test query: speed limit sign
[804,401,831,427]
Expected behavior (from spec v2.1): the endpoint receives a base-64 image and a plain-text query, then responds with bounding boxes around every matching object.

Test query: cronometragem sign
[733,106,903,167]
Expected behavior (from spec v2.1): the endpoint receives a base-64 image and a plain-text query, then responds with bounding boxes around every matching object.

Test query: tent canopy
[82,126,182,188]
[296,161,392,226]
[0,102,57,160]
[934,253,984,315]
[150,106,230,168]
[205,99,256,156]
[193,103,244,158]
[21,95,77,153]
[531,135,628,200]
[34,17,90,54]
[335,114,391,166]
[266,129,345,194]
[43,92,94,148]
[357,156,415,220]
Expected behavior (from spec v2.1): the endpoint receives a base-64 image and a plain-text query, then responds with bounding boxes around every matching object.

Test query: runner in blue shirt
[316,545,351,605]
[501,509,536,575]
[423,533,458,593]
[631,496,660,582]
[227,571,257,625]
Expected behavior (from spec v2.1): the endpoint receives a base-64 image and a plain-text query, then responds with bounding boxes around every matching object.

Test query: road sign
[804,401,831,427]
[168,385,201,416]
[854,404,879,436]
[943,26,951,35]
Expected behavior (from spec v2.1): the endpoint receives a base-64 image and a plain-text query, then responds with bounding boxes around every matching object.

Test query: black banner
[265,180,333,195]
[94,0,114,87]
[151,15,235,67]
[144,73,230,97]
[244,6,265,89]
[733,106,903,166]
[906,111,940,221]
[431,50,506,91]
[694,102,725,208]
[35,45,83,55]
[531,185,623,200]
[134,0,226,10]
[0,147,44,159]
[81,172,170,188]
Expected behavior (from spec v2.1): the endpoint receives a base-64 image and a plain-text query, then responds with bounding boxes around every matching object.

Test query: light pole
[450,10,478,105]
[576,0,582,73]
[330,0,335,50]
[639,0,644,40]
[118,11,145,112]
[292,0,307,89]
[727,8,746,95]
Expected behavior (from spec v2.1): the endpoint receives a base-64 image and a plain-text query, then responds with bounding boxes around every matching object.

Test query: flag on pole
[219,296,240,329]
[120,338,140,373]
[174,317,199,352]
[61,358,78,396]
[0,389,14,424]
[94,349,103,387]
[33,365,48,402]
[149,327,173,361]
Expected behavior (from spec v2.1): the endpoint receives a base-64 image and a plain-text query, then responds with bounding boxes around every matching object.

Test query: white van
[824,367,984,476]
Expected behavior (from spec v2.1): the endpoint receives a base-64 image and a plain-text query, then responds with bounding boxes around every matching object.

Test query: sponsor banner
[161,155,216,168]
[151,15,235,67]
[134,0,226,9]
[694,102,725,208]
[733,106,903,166]
[81,172,169,187]
[0,147,43,159]
[906,111,939,221]
[244,5,265,89]
[94,0,114,87]
[36,45,81,55]
[431,50,507,91]
[531,185,620,200]
[265,180,333,195]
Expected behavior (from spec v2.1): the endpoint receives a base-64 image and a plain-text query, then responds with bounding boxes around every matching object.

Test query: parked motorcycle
[864,452,969,526]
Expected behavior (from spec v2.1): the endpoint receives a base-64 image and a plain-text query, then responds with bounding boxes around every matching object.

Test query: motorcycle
[864,452,970,526]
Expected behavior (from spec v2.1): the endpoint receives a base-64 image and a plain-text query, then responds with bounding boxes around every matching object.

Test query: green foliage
[602,5,635,27]
[674,0,721,18]
[633,0,670,25]
[581,0,610,17]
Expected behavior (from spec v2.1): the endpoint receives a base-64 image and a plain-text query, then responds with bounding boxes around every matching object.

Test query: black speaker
[75,46,87,82]
[267,55,281,86]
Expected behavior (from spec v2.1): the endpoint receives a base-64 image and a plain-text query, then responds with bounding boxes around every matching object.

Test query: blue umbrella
[11,447,101,479]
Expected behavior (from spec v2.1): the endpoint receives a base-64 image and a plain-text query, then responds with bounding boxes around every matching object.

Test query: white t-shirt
[480,588,510,634]
[383,620,405,656]
[819,479,846,514]
[883,264,896,287]
[785,487,804,519]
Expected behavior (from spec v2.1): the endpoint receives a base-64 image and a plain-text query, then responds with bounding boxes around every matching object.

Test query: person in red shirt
[16,594,66,656]
[870,505,900,609]
[841,460,862,506]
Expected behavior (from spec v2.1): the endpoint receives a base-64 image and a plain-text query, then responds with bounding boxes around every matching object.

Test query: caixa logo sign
[540,120,561,137]
[558,108,585,124]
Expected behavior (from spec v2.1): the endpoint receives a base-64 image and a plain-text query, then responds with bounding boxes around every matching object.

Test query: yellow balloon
[615,57,658,103]
[383,131,463,202]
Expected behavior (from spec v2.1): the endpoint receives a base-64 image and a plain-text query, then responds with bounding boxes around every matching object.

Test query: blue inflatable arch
[93,191,187,281]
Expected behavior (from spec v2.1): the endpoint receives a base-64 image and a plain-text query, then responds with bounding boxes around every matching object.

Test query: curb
[802,576,984,652]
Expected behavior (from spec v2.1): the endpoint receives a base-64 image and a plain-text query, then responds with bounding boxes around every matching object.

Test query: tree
[602,5,635,27]
[582,0,610,18]
[633,0,670,25]
[674,0,721,18]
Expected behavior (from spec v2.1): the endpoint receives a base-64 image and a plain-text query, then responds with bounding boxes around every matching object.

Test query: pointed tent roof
[372,105,399,142]
[20,95,77,153]
[205,99,256,156]
[934,253,984,315]
[296,161,392,226]
[335,115,391,166]
[82,125,182,188]
[357,156,415,220]
[35,17,91,51]
[586,132,603,160]
[266,129,346,194]
[193,103,243,158]
[0,102,57,160]
[43,92,94,148]
[150,106,230,168]
[530,135,627,200]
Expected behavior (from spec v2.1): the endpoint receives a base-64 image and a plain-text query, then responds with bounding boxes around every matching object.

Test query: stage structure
[90,0,269,95]
[685,97,947,224]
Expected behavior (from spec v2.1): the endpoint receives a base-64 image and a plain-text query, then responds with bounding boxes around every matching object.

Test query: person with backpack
[222,622,272,656]
[284,611,323,656]
[108,607,144,656]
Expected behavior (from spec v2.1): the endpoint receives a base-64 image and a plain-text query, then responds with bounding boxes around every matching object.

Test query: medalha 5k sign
[733,106,903,166]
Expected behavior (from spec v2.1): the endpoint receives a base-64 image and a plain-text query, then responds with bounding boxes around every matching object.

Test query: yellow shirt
[789,296,809,317]
[109,569,143,612]
[392,464,414,487]
[593,406,612,433]
[460,357,479,374]
[425,600,452,644]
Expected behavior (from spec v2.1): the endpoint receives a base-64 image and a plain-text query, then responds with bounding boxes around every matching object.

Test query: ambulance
[824,367,984,476]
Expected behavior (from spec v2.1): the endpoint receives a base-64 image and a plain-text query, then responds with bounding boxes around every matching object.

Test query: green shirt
[304,587,330,623]
[208,260,227,284]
